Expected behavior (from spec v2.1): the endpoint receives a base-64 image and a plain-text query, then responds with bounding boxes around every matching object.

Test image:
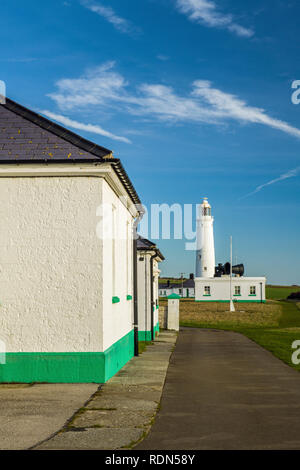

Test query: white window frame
[234,286,241,296]
[204,286,211,296]
[250,286,256,296]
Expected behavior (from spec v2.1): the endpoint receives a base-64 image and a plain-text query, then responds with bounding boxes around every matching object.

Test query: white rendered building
[0,98,144,383]
[195,277,266,303]
[195,198,266,303]
[159,275,195,298]
[137,237,164,341]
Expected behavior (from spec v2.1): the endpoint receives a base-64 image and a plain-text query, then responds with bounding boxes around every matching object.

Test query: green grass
[138,341,153,354]
[180,300,300,371]
[266,285,300,301]
[159,278,186,285]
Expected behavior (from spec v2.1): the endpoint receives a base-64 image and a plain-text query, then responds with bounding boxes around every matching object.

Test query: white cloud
[157,55,170,61]
[175,0,254,37]
[192,80,300,139]
[241,167,300,199]
[41,110,131,144]
[80,0,134,34]
[48,62,126,110]
[48,63,300,141]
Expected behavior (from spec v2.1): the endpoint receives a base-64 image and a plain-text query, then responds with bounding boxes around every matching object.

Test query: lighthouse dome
[202,197,211,207]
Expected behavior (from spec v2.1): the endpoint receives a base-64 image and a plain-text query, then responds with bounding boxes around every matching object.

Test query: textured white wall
[167,299,179,331]
[101,180,134,351]
[195,277,266,302]
[0,177,103,353]
[137,253,151,332]
[153,259,160,326]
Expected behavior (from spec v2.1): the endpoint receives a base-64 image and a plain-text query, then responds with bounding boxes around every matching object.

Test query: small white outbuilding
[159,275,195,298]
[195,277,266,303]
[0,97,144,383]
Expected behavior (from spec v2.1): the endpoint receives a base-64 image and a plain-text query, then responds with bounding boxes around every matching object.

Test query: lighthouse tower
[196,198,215,278]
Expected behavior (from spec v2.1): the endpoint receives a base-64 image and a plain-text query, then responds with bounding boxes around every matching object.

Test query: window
[204,286,211,296]
[164,290,166,295]
[203,207,211,216]
[250,286,256,296]
[234,286,241,296]
[179,288,182,294]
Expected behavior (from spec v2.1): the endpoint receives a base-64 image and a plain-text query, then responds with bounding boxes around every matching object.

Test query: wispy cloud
[41,110,131,144]
[80,0,135,34]
[175,0,254,38]
[157,54,170,61]
[48,62,300,141]
[241,167,300,199]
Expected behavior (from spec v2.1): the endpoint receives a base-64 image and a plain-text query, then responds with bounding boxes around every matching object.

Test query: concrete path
[34,331,177,450]
[137,328,300,450]
[0,383,98,449]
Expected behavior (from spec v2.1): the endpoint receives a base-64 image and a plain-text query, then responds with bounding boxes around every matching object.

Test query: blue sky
[1,0,300,284]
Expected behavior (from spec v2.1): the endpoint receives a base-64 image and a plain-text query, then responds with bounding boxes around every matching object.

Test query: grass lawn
[266,285,300,300]
[175,299,300,371]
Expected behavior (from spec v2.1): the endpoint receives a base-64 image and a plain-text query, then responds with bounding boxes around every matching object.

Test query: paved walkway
[137,328,300,450]
[34,331,177,450]
[0,383,98,450]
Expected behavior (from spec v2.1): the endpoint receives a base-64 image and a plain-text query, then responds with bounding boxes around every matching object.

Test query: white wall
[137,252,151,333]
[137,254,162,334]
[0,177,103,353]
[153,259,160,327]
[0,175,135,354]
[101,179,134,351]
[195,277,266,302]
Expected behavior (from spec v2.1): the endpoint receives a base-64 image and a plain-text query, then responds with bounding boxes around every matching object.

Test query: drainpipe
[133,209,145,356]
[150,252,157,341]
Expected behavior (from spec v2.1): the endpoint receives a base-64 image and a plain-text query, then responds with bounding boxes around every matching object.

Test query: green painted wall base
[138,330,152,342]
[138,322,160,342]
[154,321,160,336]
[0,330,134,384]
[196,299,266,303]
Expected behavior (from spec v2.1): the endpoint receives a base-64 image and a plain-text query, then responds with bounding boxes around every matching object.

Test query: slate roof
[137,236,165,261]
[0,98,113,162]
[182,278,195,288]
[137,236,156,250]
[0,97,142,205]
[159,279,195,289]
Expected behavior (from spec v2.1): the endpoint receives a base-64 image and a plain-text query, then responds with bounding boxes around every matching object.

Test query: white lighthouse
[194,198,266,304]
[195,198,216,278]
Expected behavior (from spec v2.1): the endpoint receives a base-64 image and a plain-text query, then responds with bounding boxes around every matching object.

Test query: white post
[230,236,235,312]
[167,295,180,331]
